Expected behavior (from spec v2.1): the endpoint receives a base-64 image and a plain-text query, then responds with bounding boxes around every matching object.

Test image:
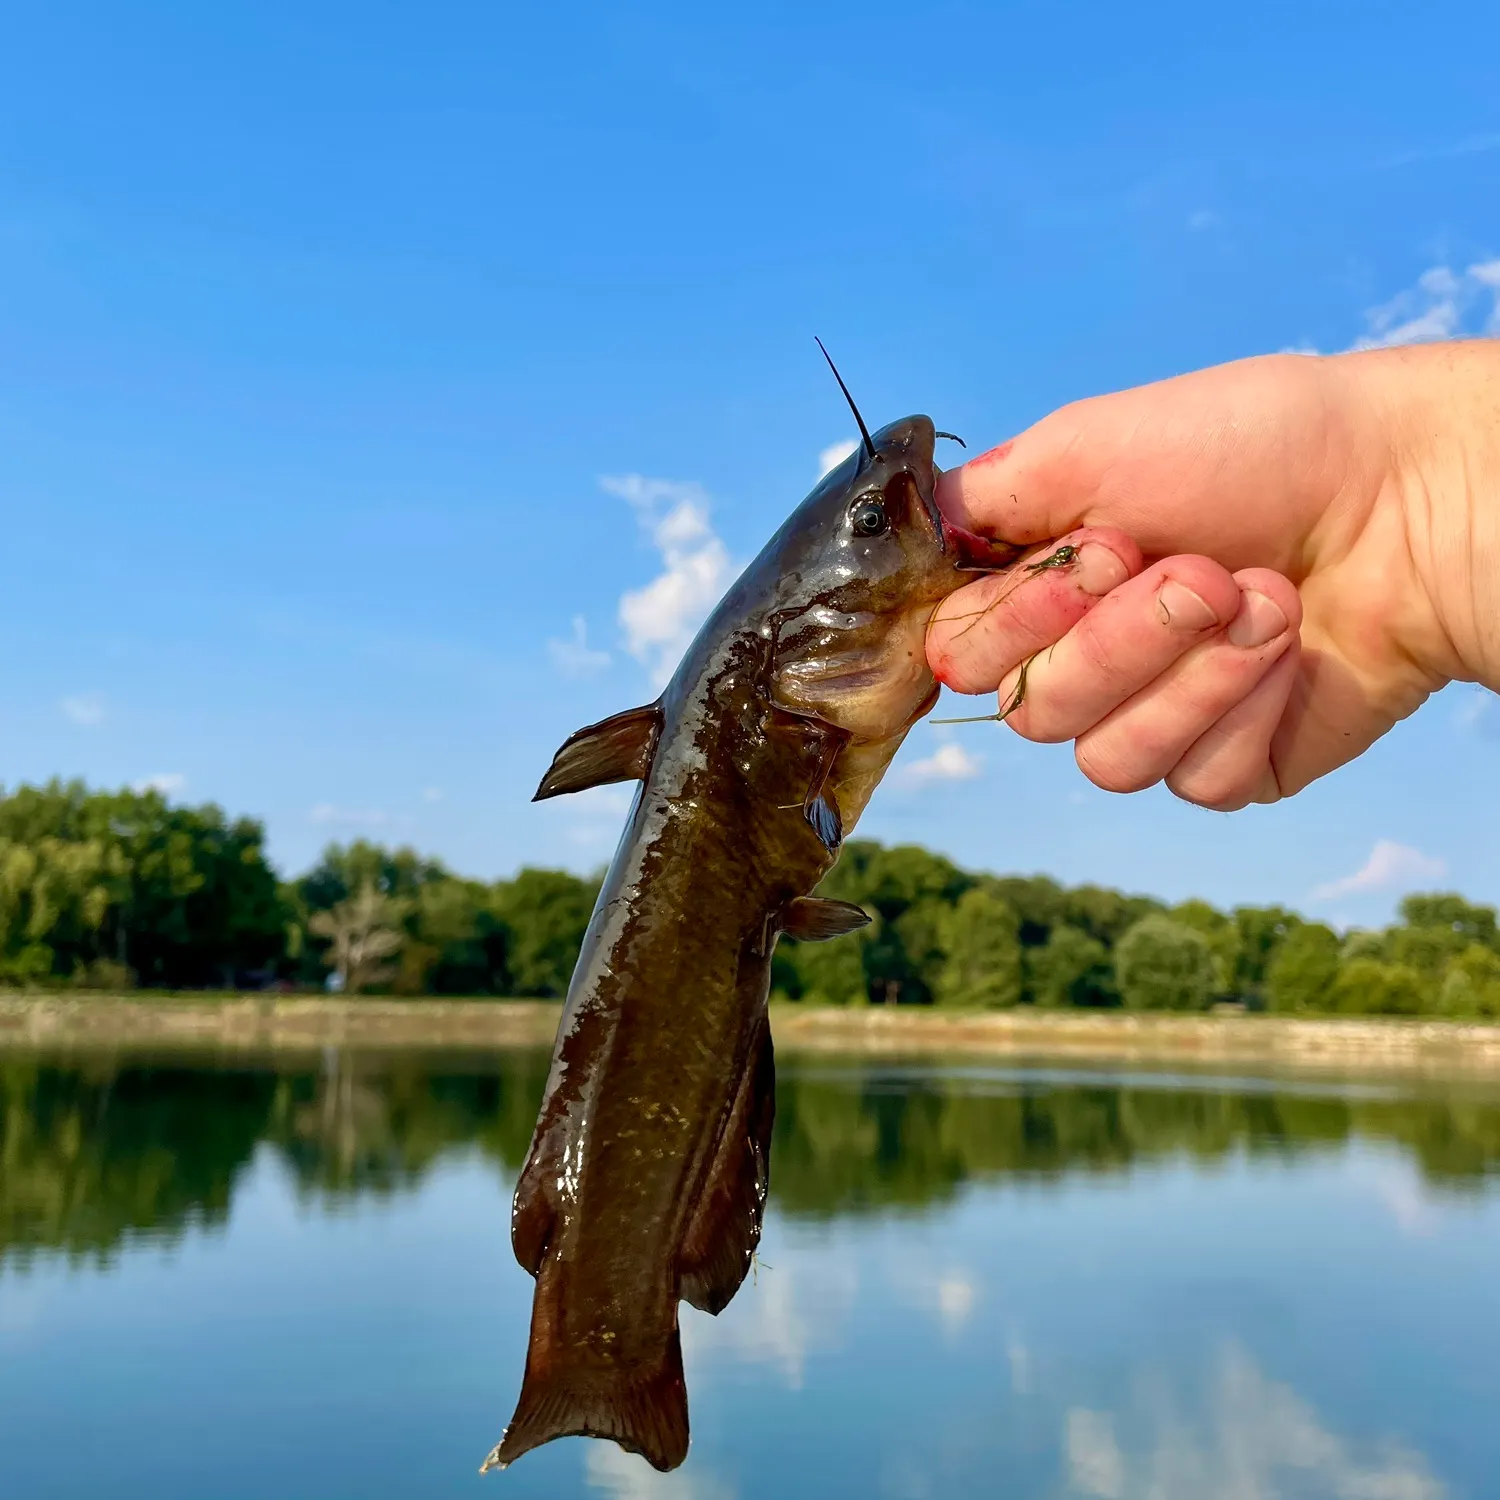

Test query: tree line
[2,778,1498,1017]
[6,1055,1499,1266]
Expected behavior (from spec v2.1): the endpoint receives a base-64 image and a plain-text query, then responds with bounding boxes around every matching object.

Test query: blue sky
[2,2,1498,927]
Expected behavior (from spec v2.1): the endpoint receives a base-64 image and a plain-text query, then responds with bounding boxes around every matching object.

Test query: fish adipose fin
[482,1323,690,1474]
[533,702,662,801]
[780,896,870,941]
[678,1017,776,1316]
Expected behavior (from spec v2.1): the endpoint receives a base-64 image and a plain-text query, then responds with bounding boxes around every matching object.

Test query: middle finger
[1000,556,1243,743]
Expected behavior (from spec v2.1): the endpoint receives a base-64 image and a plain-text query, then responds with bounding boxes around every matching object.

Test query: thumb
[935,354,1348,574]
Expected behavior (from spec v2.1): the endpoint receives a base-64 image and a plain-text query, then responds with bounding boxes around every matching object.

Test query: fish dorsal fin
[780,896,870,942]
[533,703,662,802]
[678,1016,776,1316]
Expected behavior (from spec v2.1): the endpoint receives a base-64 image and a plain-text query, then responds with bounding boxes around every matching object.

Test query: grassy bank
[5,994,1500,1075]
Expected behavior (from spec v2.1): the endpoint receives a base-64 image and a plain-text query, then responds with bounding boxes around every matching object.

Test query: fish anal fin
[678,1019,776,1316]
[484,1318,689,1474]
[780,896,870,942]
[534,703,661,802]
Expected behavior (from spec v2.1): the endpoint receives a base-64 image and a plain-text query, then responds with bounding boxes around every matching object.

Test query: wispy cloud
[1349,260,1500,349]
[818,438,859,478]
[1186,208,1221,232]
[60,694,105,728]
[1065,1345,1446,1499]
[420,786,444,803]
[559,784,637,849]
[547,614,611,676]
[1311,839,1445,901]
[604,475,734,688]
[133,773,187,797]
[1455,686,1499,739]
[308,803,390,829]
[1381,131,1500,170]
[585,1445,734,1500]
[906,743,983,783]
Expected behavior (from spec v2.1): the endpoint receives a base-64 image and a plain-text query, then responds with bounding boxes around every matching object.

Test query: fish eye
[849,497,888,537]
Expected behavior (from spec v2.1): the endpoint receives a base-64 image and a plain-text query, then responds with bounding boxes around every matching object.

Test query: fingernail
[1157,579,1220,633]
[1227,590,1288,649]
[1075,542,1129,596]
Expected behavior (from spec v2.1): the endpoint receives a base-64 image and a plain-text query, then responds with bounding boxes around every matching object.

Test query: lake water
[3,1050,1499,1499]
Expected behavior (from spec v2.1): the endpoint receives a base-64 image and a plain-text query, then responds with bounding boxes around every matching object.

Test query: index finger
[934,354,1349,576]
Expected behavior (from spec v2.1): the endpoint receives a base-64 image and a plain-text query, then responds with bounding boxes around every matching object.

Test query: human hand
[926,340,1500,809]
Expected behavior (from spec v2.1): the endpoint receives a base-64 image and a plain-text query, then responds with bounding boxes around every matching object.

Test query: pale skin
[926,340,1500,811]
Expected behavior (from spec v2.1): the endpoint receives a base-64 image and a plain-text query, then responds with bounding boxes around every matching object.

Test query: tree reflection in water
[2,1052,1498,1265]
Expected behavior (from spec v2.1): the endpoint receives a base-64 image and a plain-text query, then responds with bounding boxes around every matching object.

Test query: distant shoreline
[5,995,1500,1077]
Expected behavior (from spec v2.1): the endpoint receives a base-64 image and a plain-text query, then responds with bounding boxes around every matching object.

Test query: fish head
[767,414,1020,743]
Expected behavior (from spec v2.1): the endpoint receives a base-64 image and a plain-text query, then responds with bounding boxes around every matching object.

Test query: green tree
[1329,957,1430,1016]
[783,923,872,1005]
[1230,905,1303,1003]
[933,888,1022,1008]
[1172,898,1241,994]
[1399,893,1499,951]
[1265,922,1341,1013]
[1439,945,1500,1017]
[492,868,600,997]
[1114,916,1216,1011]
[1024,924,1114,1007]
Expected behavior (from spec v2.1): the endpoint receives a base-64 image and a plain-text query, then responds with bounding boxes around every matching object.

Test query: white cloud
[420,786,444,803]
[1067,1409,1125,1499]
[560,784,638,849]
[1311,840,1446,901]
[899,1266,979,1338]
[1186,209,1220,232]
[548,614,611,676]
[1349,260,1500,349]
[60,694,105,727]
[586,1445,734,1500]
[906,743,983,783]
[818,438,859,478]
[681,1243,856,1391]
[604,474,734,688]
[1007,1335,1033,1395]
[132,773,186,797]
[1072,1345,1446,1500]
[308,803,389,829]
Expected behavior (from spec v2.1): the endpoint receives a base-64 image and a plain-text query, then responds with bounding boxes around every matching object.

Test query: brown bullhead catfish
[485,359,1021,1475]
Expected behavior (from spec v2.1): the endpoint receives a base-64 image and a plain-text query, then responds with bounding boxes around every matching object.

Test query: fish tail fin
[481,1327,689,1474]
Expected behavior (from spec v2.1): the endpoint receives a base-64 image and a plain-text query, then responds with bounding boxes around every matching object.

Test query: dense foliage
[3,780,1499,1017]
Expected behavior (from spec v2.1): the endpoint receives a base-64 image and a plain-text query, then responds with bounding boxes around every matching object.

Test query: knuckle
[1075,738,1159,795]
[1165,760,1255,812]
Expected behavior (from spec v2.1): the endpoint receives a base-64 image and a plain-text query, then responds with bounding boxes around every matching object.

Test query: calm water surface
[2,1050,1498,1499]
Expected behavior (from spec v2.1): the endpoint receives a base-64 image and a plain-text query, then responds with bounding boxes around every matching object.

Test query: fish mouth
[940,513,1025,573]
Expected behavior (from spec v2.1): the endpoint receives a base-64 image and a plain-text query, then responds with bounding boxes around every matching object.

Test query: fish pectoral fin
[533,702,662,801]
[678,1016,775,1317]
[801,723,848,852]
[804,791,842,851]
[780,896,871,942]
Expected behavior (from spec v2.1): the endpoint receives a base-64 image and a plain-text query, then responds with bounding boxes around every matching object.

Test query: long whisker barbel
[814,337,876,461]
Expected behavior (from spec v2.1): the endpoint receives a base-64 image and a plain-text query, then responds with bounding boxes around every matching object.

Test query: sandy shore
[5,995,1500,1076]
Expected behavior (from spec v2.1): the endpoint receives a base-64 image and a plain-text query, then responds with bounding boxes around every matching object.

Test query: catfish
[484,352,1022,1475]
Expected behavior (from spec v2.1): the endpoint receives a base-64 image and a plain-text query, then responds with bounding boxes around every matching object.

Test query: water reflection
[2,1050,1496,1498]
[3,1052,1500,1264]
